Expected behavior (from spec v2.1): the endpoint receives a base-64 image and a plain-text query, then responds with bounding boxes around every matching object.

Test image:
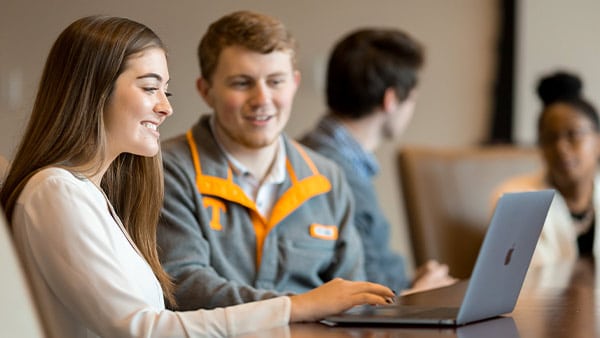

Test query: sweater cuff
[224,296,291,336]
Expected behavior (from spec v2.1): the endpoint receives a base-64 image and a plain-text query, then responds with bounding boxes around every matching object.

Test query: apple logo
[504,243,516,266]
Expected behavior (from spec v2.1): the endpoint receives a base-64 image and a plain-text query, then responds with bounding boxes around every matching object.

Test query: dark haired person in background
[493,71,600,265]
[301,28,456,294]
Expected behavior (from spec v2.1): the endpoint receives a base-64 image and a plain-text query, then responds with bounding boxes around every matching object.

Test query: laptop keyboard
[356,305,460,319]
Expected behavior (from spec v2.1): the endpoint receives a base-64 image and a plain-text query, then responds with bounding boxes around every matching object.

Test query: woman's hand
[289,278,394,322]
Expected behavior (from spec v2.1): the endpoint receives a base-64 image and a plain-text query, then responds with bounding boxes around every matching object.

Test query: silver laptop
[322,189,554,326]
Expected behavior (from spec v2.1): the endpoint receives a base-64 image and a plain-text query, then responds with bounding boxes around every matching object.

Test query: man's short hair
[198,10,297,82]
[327,28,424,119]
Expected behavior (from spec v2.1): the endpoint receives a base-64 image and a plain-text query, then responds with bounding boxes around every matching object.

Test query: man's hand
[402,260,458,295]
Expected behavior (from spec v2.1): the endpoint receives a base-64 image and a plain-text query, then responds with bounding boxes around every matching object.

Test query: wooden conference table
[236,257,598,338]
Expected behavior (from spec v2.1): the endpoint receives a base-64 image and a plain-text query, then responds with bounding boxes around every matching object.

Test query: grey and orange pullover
[157,115,365,310]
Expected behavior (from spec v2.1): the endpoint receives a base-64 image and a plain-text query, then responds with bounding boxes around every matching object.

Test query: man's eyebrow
[136,73,169,83]
[226,74,252,79]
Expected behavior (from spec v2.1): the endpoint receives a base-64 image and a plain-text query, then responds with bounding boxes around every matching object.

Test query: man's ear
[384,88,419,114]
[197,77,214,107]
[382,87,399,114]
[293,70,301,87]
[290,70,301,96]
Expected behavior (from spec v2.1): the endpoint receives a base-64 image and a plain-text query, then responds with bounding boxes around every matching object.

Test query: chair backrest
[0,207,46,337]
[398,145,543,278]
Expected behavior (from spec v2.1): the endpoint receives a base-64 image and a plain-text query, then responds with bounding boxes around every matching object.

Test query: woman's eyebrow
[137,73,169,83]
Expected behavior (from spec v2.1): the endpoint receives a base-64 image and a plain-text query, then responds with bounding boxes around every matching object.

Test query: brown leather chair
[398,145,543,278]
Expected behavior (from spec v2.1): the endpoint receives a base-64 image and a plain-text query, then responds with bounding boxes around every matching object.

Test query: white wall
[0,0,498,274]
[515,0,600,145]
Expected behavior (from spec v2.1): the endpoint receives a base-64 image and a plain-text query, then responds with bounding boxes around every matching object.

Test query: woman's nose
[155,92,173,117]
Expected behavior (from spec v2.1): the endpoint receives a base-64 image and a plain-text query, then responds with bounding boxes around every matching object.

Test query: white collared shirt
[210,117,287,218]
[12,167,291,337]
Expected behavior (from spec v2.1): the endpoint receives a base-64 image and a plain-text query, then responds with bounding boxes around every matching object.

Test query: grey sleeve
[347,174,410,292]
[157,150,282,310]
[320,167,367,282]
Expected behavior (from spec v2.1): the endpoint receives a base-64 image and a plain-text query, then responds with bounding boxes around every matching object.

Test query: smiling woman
[103,48,173,159]
[0,15,393,338]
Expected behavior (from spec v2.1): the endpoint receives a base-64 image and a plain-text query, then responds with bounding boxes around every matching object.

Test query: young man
[157,11,365,310]
[301,29,455,293]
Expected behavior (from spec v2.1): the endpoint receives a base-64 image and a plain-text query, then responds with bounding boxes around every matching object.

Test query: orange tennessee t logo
[203,197,226,231]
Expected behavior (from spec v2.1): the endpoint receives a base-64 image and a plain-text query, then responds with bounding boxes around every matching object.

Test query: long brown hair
[0,15,175,306]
